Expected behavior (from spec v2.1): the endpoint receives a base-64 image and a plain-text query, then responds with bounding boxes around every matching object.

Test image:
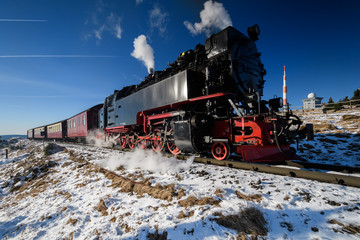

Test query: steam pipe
[256,91,261,114]
[273,120,295,157]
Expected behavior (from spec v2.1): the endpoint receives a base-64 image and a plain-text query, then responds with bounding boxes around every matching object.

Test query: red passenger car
[67,104,102,141]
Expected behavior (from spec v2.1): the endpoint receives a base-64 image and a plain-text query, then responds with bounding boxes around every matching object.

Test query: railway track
[285,160,360,174]
[174,154,360,188]
[35,140,360,188]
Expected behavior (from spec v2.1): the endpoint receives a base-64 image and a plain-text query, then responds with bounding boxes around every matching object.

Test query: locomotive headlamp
[247,24,260,41]
[268,97,282,112]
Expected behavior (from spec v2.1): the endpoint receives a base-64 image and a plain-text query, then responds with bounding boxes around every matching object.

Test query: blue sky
[0,0,359,135]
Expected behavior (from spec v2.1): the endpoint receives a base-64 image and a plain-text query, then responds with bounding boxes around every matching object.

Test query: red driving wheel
[152,137,164,152]
[140,139,149,149]
[166,129,181,155]
[120,136,127,149]
[128,136,137,149]
[152,130,164,152]
[211,142,230,160]
[167,142,181,155]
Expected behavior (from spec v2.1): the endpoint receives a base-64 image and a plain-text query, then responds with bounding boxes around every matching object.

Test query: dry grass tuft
[120,223,133,233]
[313,123,337,133]
[213,207,268,236]
[43,143,65,156]
[75,182,86,188]
[105,170,179,202]
[177,188,186,200]
[175,173,183,181]
[235,191,262,203]
[328,219,360,234]
[178,195,221,208]
[67,218,78,226]
[146,229,168,240]
[342,115,360,121]
[214,188,225,198]
[178,210,195,219]
[62,161,73,168]
[67,150,87,164]
[95,199,108,216]
[283,195,291,201]
[8,159,58,192]
[2,158,62,203]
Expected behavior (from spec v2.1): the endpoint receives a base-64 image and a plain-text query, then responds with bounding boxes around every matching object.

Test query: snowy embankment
[1,138,360,240]
[293,109,360,167]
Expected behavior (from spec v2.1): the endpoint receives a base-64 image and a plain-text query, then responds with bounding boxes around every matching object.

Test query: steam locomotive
[28,25,306,161]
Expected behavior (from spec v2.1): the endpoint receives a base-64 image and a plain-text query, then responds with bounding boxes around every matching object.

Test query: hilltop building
[302,92,323,110]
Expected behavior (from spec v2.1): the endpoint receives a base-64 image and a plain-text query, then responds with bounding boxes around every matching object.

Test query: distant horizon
[0,134,27,139]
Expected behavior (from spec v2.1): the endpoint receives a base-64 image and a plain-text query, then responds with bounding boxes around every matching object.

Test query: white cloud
[92,13,122,41]
[107,13,122,39]
[184,0,232,36]
[131,35,154,74]
[85,2,123,43]
[115,24,122,39]
[136,0,143,5]
[149,6,168,36]
[94,25,105,40]
[96,0,105,13]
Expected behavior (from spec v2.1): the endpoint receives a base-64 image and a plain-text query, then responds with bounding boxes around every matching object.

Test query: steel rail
[285,160,360,174]
[175,155,360,188]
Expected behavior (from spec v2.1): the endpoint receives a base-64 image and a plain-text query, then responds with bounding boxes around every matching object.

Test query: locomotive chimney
[283,65,288,111]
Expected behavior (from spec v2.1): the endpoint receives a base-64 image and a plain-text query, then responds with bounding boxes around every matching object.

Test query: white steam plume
[86,129,118,148]
[184,0,232,37]
[98,148,194,173]
[131,35,155,73]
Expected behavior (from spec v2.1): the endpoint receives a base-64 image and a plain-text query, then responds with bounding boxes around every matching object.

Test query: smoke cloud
[131,35,155,73]
[184,0,232,37]
[98,148,194,174]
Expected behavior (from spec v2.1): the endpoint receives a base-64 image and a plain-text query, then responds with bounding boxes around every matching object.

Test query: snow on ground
[1,138,360,239]
[292,109,360,167]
